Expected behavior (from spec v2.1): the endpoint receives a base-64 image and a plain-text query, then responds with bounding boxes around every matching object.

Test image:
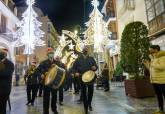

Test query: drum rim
[82,70,95,83]
[45,65,58,85]
[52,72,66,89]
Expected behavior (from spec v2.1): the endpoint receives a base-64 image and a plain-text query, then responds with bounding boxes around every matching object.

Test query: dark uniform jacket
[24,65,39,85]
[72,54,98,75]
[34,59,65,84]
[0,59,14,96]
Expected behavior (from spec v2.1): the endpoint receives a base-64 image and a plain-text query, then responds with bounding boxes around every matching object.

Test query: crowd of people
[0,44,165,114]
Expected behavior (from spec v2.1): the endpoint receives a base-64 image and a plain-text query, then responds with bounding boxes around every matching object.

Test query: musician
[72,46,97,114]
[54,56,66,105]
[24,61,38,106]
[33,48,58,114]
[0,48,14,114]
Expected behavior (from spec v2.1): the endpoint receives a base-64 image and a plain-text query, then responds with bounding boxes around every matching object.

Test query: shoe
[54,110,58,114]
[84,109,88,114]
[31,102,34,106]
[59,102,63,106]
[26,101,31,105]
[152,110,164,114]
[89,106,93,111]
[77,99,82,104]
[104,89,109,92]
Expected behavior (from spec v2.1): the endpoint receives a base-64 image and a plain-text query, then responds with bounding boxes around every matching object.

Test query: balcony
[8,0,15,13]
[148,12,165,37]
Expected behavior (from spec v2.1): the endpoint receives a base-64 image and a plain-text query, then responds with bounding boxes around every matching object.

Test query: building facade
[102,0,119,69]
[0,0,19,63]
[144,0,165,50]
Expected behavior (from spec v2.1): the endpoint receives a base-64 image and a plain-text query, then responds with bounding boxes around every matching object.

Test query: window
[145,0,165,22]
[155,0,165,15]
[0,14,7,33]
[128,0,135,9]
[147,7,155,21]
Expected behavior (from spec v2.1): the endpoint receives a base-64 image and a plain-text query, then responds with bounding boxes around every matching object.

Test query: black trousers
[81,83,94,112]
[103,79,109,90]
[58,86,63,102]
[27,84,38,103]
[0,94,9,114]
[73,77,80,93]
[38,83,43,96]
[153,84,165,111]
[43,86,57,114]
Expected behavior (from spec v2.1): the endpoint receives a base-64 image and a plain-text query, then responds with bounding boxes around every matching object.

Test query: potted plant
[120,21,154,98]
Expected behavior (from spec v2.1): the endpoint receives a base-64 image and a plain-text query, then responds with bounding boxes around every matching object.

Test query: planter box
[124,79,155,98]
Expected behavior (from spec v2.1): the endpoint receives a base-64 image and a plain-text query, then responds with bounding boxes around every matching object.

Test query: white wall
[116,0,148,40]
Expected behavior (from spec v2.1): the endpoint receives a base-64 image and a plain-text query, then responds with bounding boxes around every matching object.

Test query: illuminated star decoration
[14,0,45,54]
[59,34,68,47]
[68,42,75,50]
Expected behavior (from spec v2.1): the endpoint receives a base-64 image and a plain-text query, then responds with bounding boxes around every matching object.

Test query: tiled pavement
[7,85,158,114]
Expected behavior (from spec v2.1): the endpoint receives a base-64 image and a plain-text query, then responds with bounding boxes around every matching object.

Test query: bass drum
[82,70,96,85]
[45,64,66,89]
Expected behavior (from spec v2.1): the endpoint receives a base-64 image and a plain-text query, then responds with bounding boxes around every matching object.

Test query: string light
[14,0,45,54]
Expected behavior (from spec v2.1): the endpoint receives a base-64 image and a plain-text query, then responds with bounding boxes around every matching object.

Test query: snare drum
[45,65,66,89]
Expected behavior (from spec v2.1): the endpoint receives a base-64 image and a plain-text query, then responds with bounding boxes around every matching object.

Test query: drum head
[82,70,95,83]
[45,65,58,85]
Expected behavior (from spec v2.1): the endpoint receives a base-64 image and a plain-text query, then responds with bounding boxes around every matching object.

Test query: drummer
[54,56,66,105]
[33,48,58,114]
[72,46,98,114]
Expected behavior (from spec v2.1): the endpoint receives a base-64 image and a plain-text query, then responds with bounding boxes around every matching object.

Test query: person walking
[0,48,14,114]
[143,45,165,114]
[24,61,39,106]
[73,46,97,114]
[101,63,110,92]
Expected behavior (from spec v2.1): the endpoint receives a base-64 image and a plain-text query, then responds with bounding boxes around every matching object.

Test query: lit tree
[14,0,45,54]
[84,0,109,52]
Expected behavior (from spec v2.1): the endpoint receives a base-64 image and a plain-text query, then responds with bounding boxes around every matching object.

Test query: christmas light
[68,41,75,50]
[84,0,110,52]
[14,0,45,54]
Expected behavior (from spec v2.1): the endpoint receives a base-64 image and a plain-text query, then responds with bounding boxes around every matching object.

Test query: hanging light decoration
[14,0,45,54]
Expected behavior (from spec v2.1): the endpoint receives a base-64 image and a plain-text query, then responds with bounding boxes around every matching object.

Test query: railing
[148,12,165,37]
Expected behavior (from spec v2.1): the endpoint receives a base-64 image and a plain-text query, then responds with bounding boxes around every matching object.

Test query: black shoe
[31,102,34,106]
[85,109,88,114]
[59,102,63,106]
[26,101,31,105]
[54,110,58,114]
[104,89,109,92]
[77,99,82,104]
[89,106,93,111]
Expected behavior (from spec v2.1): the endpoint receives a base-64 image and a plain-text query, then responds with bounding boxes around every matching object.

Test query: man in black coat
[33,48,65,114]
[0,48,14,114]
[24,62,39,106]
[72,46,97,114]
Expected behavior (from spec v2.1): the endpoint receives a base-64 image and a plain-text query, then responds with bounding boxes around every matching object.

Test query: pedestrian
[143,45,165,114]
[72,46,98,114]
[33,48,62,114]
[101,63,110,92]
[0,48,14,114]
[54,56,66,106]
[24,61,39,106]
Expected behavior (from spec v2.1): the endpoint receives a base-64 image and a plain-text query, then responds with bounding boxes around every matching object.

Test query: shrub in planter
[120,21,154,97]
[114,61,123,76]
[120,21,150,78]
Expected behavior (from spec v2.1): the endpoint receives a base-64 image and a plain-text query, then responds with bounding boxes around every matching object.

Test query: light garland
[84,0,110,53]
[14,0,45,54]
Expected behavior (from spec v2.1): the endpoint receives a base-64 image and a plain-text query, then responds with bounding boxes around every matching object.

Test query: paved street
[7,85,157,114]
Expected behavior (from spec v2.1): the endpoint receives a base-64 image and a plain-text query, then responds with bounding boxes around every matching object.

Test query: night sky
[13,0,105,32]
